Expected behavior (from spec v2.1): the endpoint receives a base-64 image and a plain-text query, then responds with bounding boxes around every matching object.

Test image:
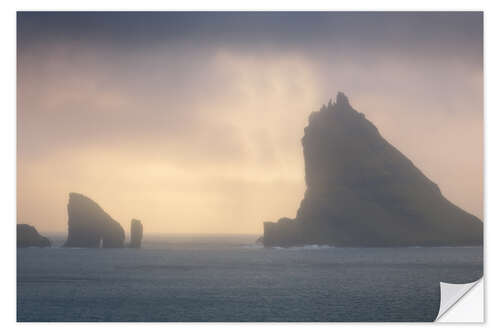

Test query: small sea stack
[17,224,51,248]
[129,219,143,248]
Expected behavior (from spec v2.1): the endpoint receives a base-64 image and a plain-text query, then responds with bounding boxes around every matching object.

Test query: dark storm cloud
[18,11,482,62]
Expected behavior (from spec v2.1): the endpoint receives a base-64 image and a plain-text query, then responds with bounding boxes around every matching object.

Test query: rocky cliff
[263,92,483,247]
[17,224,51,248]
[129,219,143,248]
[64,193,125,248]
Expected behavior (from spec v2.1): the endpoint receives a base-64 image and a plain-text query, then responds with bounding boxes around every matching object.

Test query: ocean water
[17,235,483,322]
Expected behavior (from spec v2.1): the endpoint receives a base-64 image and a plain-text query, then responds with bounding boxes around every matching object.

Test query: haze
[17,12,483,235]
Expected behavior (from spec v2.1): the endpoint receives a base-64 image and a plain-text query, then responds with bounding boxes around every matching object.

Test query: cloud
[17,12,483,234]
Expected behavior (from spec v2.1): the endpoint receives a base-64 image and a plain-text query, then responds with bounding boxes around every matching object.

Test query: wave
[272,244,336,250]
[240,244,264,249]
[241,244,335,250]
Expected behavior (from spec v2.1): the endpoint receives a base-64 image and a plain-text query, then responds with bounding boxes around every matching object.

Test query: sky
[17,12,483,235]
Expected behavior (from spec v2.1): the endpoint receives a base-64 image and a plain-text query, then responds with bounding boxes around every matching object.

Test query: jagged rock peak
[319,91,353,113]
[335,91,350,107]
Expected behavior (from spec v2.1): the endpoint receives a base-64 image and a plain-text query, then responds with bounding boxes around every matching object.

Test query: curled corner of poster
[435,278,484,322]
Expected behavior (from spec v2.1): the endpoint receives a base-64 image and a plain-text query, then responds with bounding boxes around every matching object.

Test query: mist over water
[17,235,482,322]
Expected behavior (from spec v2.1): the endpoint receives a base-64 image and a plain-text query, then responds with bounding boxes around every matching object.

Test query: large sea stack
[263,92,483,247]
[17,224,51,248]
[129,219,143,248]
[64,193,125,248]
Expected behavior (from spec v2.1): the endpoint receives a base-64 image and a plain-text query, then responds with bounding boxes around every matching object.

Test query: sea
[17,234,483,322]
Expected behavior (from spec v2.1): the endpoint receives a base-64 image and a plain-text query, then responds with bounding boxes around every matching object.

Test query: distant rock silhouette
[64,193,125,248]
[263,92,483,247]
[17,224,51,248]
[129,219,143,248]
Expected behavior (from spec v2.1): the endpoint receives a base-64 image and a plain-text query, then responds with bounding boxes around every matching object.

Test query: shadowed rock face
[64,193,125,248]
[263,92,483,247]
[129,219,143,248]
[17,224,51,248]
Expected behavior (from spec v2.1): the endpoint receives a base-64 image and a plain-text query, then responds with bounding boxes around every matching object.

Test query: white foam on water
[241,244,264,249]
[270,244,336,250]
